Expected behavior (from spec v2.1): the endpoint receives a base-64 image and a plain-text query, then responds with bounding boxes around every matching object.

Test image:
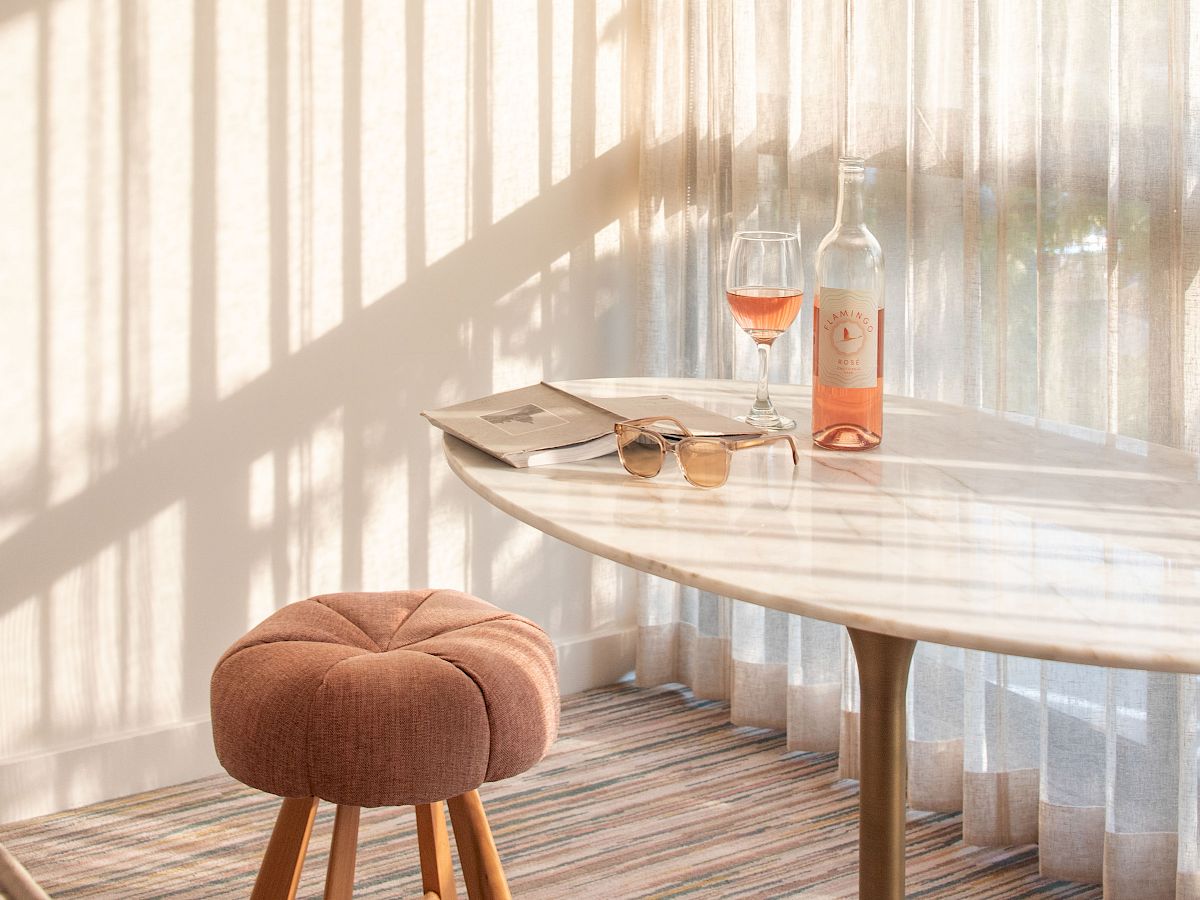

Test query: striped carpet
[0,685,1099,899]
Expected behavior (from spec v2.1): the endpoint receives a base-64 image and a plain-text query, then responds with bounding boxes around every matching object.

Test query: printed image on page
[481,404,569,436]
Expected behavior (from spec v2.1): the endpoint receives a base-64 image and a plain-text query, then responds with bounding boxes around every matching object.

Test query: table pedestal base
[847,628,917,900]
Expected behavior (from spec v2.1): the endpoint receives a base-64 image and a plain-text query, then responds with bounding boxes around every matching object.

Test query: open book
[421,382,764,468]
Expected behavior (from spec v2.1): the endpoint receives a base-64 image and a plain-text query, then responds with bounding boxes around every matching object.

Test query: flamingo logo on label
[818,288,877,389]
[833,321,866,355]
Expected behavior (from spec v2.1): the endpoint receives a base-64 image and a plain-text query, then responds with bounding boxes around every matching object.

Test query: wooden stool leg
[447,791,511,900]
[324,804,361,900]
[415,801,457,899]
[251,796,319,900]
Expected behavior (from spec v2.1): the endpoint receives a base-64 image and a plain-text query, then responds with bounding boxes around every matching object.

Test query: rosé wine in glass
[725,231,803,431]
[725,287,804,345]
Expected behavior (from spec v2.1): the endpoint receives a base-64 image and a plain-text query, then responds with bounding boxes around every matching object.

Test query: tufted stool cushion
[210,590,559,808]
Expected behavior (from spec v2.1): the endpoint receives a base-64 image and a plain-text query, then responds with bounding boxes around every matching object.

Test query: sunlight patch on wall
[483,517,545,615]
[243,451,288,628]
[539,251,571,375]
[246,451,282,626]
[492,271,543,389]
[594,0,624,157]
[287,409,344,598]
[216,0,271,399]
[551,0,573,185]
[0,12,39,544]
[490,0,539,223]
[0,0,644,809]
[248,450,275,531]
[288,0,344,349]
[39,502,186,748]
[143,1,193,439]
[123,502,184,724]
[247,554,276,628]
[427,430,468,587]
[594,218,622,316]
[423,0,469,266]
[66,0,123,501]
[0,595,41,757]
[361,4,407,306]
[44,0,121,507]
[48,542,121,739]
[361,432,409,590]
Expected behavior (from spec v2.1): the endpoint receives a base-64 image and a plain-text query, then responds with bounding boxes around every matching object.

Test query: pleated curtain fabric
[634,1,1200,896]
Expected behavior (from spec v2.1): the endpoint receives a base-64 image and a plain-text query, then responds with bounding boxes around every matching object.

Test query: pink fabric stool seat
[210,589,559,808]
[210,590,558,897]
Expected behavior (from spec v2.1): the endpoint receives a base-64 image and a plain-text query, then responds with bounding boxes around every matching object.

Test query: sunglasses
[614,416,800,489]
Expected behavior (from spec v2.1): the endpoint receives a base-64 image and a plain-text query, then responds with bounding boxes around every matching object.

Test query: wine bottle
[812,157,884,450]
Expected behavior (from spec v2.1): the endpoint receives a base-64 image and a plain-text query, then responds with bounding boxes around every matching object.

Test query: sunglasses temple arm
[733,434,801,463]
[779,435,800,463]
[616,416,695,437]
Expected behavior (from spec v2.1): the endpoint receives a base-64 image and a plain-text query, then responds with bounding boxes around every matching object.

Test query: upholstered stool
[210,589,559,900]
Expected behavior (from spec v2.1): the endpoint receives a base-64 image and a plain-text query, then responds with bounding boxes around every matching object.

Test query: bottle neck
[835,171,866,228]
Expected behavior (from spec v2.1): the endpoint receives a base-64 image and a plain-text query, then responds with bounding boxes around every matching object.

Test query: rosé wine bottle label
[817,288,878,389]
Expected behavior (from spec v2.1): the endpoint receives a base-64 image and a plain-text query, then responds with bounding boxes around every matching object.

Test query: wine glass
[725,231,804,431]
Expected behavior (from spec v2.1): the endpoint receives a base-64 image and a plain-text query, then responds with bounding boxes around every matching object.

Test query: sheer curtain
[634,1,1200,895]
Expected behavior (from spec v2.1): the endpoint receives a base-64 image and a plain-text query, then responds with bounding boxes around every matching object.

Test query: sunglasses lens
[678,439,730,488]
[617,428,663,477]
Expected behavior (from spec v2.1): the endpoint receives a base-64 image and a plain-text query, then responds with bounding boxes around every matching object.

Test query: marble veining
[442,377,1200,674]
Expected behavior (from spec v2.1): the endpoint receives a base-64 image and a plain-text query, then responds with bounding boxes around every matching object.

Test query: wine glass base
[738,412,796,432]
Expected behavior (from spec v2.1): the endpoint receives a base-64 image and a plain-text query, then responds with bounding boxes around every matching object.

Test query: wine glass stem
[753,341,774,414]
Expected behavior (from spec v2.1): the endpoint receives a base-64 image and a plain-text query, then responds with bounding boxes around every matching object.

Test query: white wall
[0,0,642,824]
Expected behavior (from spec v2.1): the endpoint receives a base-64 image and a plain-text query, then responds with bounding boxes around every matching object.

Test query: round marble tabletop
[443,377,1200,675]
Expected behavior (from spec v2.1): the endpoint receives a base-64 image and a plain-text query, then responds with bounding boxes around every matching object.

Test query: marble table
[441,376,1200,899]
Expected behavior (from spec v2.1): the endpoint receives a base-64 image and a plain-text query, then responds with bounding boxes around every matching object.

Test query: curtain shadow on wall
[0,0,641,821]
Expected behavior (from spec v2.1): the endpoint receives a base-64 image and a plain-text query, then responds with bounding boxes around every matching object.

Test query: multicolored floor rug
[0,684,1099,898]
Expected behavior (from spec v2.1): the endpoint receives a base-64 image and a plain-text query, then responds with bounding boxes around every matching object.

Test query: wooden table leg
[847,628,916,900]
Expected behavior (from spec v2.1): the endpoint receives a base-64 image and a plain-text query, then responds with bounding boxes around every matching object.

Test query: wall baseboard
[0,718,221,826]
[555,626,637,696]
[0,627,636,825]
